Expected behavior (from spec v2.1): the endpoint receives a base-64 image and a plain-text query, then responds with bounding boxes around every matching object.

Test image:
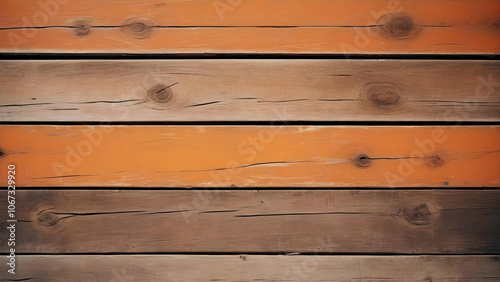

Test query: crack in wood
[235,211,377,217]
[76,99,144,104]
[185,101,221,108]
[257,99,310,103]
[0,24,453,30]
[160,160,312,173]
[137,210,190,216]
[0,103,52,107]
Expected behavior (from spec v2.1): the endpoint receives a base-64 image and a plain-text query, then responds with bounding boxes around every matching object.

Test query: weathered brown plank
[1,190,499,253]
[0,0,499,54]
[1,126,499,187]
[0,60,499,122]
[1,255,499,281]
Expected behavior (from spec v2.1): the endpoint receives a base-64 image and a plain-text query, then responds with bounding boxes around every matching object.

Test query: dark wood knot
[0,147,5,158]
[352,154,371,168]
[359,82,405,111]
[378,14,420,40]
[121,18,154,39]
[367,84,401,106]
[147,84,174,104]
[37,211,60,227]
[401,203,440,226]
[72,19,91,37]
[425,155,446,168]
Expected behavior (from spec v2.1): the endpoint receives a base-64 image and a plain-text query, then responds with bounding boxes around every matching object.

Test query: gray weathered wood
[1,190,499,253]
[1,255,499,281]
[0,60,498,121]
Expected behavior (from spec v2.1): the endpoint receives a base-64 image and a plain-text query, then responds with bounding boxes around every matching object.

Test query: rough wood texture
[1,190,499,253]
[1,255,499,281]
[1,125,499,187]
[0,60,499,122]
[0,0,499,53]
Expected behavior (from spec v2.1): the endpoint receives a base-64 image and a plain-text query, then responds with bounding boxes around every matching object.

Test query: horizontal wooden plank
[1,190,499,253]
[1,60,499,122]
[1,126,499,187]
[0,0,498,53]
[1,255,499,281]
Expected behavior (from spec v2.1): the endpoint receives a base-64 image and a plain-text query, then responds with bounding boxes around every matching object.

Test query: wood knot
[37,211,60,227]
[359,82,405,111]
[425,154,446,168]
[121,18,154,39]
[401,203,440,226]
[352,154,371,168]
[378,14,420,40]
[72,19,91,37]
[147,84,174,104]
[367,84,401,106]
[0,147,5,158]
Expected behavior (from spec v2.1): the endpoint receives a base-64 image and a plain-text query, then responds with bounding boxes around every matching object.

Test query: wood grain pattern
[1,255,499,281]
[0,0,499,53]
[1,125,499,187]
[1,60,499,122]
[1,190,499,253]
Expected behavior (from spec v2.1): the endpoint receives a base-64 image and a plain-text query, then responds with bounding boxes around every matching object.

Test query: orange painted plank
[0,126,498,187]
[0,0,498,53]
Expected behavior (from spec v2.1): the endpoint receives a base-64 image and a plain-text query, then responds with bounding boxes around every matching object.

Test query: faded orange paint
[0,126,498,187]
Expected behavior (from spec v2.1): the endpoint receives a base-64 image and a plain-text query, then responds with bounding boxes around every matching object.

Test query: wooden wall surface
[0,0,499,281]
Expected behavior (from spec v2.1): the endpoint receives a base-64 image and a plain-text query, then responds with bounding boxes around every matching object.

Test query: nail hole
[352,154,371,168]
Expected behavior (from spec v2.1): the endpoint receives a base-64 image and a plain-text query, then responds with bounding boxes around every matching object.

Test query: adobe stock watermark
[51,66,165,177]
[178,107,291,223]
[8,0,71,48]
[340,0,404,57]
[384,73,499,187]
[281,235,335,281]
[213,0,243,22]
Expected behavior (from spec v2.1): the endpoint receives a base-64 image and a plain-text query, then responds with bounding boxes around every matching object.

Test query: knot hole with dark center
[147,84,174,104]
[378,14,420,40]
[72,19,91,37]
[352,154,371,168]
